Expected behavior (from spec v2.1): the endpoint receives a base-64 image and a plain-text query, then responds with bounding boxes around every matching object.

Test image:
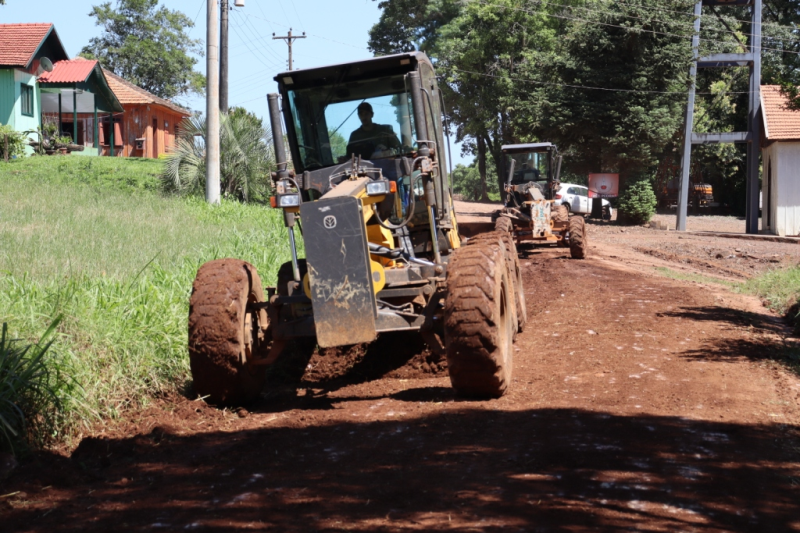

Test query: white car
[552,182,614,219]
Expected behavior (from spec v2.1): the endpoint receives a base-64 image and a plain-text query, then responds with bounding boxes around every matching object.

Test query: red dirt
[3,210,800,532]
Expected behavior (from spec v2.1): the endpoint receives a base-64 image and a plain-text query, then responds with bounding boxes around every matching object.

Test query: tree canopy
[81,0,205,100]
[370,0,800,211]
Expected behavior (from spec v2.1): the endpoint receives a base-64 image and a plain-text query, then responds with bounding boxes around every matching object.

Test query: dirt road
[3,219,800,532]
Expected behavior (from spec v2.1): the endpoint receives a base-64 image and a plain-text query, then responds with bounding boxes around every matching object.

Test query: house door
[152,118,159,158]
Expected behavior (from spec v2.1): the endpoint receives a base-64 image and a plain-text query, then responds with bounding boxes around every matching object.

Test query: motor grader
[187,52,526,405]
[494,143,588,260]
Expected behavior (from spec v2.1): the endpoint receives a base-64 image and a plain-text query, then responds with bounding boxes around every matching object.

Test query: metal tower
[677,0,762,233]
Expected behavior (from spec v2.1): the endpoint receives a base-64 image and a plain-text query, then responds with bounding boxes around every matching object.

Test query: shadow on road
[5,407,799,532]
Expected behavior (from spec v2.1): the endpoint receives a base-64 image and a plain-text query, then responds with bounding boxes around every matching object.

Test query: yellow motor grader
[187,52,527,405]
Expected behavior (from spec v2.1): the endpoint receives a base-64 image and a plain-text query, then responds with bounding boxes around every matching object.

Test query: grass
[0,157,298,446]
[654,267,740,289]
[740,266,800,318]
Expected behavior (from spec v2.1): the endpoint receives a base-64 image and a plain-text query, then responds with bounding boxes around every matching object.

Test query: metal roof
[274,51,433,88]
[0,23,55,68]
[38,58,97,83]
[501,143,556,153]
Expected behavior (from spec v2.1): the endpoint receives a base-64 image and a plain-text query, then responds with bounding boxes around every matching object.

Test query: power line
[245,12,367,51]
[228,14,283,72]
[441,65,749,96]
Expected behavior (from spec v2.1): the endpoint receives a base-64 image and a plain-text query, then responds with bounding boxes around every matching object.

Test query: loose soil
[3,205,800,532]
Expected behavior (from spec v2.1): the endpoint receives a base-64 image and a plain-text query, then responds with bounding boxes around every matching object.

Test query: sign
[588,173,619,198]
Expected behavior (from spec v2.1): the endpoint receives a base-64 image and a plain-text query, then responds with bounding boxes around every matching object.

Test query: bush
[0,319,69,455]
[0,124,26,160]
[617,179,657,225]
[161,110,275,203]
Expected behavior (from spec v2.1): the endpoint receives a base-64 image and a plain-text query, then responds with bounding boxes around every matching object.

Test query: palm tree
[161,108,275,202]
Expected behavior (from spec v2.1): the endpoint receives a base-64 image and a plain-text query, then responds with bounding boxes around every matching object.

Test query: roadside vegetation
[0,157,296,452]
[742,266,800,334]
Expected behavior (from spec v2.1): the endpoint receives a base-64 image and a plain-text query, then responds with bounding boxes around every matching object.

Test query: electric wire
[440,66,750,96]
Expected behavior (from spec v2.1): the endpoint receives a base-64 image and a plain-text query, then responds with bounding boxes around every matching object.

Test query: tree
[81,0,205,100]
[515,0,695,184]
[161,109,275,202]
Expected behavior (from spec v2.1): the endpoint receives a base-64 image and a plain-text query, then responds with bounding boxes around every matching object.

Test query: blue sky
[1,0,471,166]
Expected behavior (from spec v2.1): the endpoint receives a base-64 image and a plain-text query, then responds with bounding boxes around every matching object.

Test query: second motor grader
[493,143,588,260]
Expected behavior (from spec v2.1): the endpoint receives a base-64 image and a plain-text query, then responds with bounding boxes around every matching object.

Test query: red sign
[588,173,619,198]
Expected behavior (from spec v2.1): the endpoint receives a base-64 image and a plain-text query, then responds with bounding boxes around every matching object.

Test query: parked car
[551,182,614,219]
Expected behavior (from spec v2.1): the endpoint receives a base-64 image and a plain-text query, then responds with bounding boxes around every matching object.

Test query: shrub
[161,110,275,202]
[0,319,69,455]
[617,179,657,225]
[0,124,26,160]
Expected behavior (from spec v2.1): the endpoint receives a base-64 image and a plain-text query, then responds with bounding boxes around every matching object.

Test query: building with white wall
[761,85,800,236]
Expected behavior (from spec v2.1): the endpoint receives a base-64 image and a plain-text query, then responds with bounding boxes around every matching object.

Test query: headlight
[278,193,300,207]
[366,180,390,196]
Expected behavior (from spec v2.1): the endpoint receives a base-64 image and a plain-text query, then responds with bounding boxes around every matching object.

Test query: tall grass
[0,157,299,443]
[0,318,76,454]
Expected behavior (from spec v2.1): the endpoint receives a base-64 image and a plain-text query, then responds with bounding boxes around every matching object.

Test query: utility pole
[219,0,228,112]
[206,0,221,204]
[272,29,306,71]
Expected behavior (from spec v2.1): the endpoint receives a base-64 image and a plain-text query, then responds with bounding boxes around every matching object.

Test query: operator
[346,102,402,160]
[513,162,540,183]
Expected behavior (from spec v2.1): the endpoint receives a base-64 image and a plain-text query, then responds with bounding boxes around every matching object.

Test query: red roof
[38,59,99,84]
[103,69,191,116]
[0,23,53,68]
[761,85,800,141]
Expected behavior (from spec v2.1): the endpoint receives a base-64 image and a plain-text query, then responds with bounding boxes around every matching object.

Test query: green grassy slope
[0,157,297,439]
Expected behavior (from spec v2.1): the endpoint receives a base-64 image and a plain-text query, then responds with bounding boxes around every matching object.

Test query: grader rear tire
[188,259,269,406]
[445,243,514,398]
[569,216,588,259]
[466,230,526,333]
[552,204,569,224]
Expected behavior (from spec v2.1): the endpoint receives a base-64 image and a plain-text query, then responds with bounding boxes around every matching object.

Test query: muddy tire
[277,259,308,296]
[444,243,514,398]
[494,215,513,234]
[569,216,588,259]
[552,204,569,224]
[188,259,269,406]
[465,231,526,333]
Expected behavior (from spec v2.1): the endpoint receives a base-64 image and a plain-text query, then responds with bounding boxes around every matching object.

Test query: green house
[0,23,69,154]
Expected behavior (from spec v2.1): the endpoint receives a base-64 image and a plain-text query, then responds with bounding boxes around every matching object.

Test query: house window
[20,84,34,117]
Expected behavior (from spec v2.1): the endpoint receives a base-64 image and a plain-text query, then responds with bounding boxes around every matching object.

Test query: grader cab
[187,52,527,405]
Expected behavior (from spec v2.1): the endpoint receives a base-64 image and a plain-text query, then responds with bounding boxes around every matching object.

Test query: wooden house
[760,85,800,236]
[102,69,191,158]
[0,23,69,153]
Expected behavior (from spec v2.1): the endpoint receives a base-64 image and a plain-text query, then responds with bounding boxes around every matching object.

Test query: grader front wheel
[188,259,269,406]
[444,243,514,398]
[569,216,588,259]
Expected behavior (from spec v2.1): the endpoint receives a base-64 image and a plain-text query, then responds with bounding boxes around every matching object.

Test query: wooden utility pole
[272,29,306,71]
[219,0,229,112]
[206,0,221,204]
